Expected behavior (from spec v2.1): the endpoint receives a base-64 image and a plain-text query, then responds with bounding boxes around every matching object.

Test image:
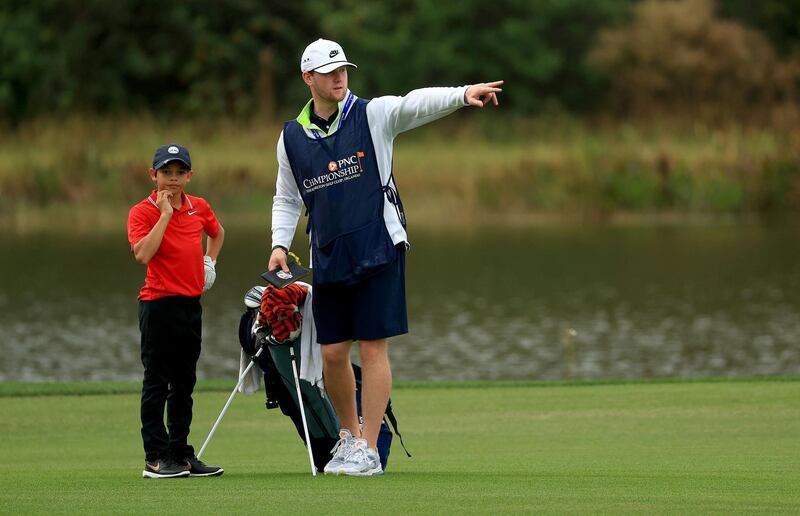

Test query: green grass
[1,379,799,514]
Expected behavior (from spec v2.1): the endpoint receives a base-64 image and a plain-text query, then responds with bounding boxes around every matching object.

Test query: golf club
[244,285,265,308]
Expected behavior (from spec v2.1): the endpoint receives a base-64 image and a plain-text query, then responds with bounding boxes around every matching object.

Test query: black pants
[139,296,202,462]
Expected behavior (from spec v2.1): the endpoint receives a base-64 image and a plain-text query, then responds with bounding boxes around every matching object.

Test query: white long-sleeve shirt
[271,86,469,253]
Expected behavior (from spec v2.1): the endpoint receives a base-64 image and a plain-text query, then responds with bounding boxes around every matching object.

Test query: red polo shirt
[128,190,221,300]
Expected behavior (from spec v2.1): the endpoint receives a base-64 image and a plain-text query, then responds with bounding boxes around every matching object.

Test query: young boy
[127,143,225,478]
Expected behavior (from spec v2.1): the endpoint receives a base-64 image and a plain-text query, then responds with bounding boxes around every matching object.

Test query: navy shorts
[312,246,408,344]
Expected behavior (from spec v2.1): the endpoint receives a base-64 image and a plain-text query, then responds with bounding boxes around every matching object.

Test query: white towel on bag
[237,281,324,393]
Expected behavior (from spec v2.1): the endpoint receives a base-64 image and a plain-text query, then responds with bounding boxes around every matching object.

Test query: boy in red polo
[127,143,225,478]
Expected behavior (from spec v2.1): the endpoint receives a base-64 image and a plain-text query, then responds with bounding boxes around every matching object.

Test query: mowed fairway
[1,379,798,514]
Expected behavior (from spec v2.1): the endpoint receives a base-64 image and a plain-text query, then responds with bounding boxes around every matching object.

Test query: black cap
[152,143,192,170]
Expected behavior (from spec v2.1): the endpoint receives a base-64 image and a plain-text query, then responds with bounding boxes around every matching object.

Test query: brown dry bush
[588,0,798,123]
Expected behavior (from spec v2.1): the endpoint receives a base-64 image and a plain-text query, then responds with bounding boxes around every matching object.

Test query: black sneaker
[142,458,190,479]
[185,456,224,477]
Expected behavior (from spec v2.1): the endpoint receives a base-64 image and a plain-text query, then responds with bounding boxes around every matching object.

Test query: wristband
[272,245,288,255]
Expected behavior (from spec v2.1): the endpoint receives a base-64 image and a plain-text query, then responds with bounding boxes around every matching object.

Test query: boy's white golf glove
[203,255,216,292]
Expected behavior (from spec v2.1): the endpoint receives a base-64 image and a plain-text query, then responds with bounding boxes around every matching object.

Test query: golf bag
[237,297,409,472]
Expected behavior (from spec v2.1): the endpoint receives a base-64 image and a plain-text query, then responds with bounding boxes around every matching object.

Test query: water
[1,224,799,382]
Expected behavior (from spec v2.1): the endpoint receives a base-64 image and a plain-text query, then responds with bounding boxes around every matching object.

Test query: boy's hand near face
[156,190,174,216]
[132,188,175,265]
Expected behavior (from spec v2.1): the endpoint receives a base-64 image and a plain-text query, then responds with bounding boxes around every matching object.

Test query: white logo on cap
[277,270,293,280]
[168,146,179,154]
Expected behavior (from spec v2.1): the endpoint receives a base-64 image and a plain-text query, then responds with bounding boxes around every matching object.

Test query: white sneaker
[323,429,355,475]
[339,439,383,476]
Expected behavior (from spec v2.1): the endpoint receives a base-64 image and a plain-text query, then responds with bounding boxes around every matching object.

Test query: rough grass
[0,116,798,231]
[1,378,798,514]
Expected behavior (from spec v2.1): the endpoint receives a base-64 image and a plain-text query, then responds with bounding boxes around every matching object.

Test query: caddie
[268,38,502,476]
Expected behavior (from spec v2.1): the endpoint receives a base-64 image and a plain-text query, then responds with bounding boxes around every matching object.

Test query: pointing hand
[464,80,504,108]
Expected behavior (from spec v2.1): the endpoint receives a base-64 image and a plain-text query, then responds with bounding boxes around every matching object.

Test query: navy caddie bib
[282,97,397,285]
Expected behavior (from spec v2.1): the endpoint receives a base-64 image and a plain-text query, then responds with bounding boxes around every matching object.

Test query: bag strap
[384,399,411,458]
[381,172,406,228]
[352,362,411,457]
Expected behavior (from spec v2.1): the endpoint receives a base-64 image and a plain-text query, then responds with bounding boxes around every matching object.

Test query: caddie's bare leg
[359,339,391,449]
[321,341,359,434]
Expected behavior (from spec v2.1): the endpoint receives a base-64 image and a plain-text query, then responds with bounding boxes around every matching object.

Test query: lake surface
[1,224,799,382]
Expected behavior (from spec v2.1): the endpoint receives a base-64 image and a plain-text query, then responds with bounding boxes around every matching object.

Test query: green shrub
[699,178,745,212]
[601,163,660,209]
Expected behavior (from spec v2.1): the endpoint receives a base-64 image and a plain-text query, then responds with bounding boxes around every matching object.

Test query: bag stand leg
[289,346,317,476]
[197,346,264,460]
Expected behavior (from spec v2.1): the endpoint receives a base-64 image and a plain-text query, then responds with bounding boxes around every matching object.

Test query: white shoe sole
[142,470,190,479]
[189,468,224,477]
[339,466,384,477]
[323,463,344,475]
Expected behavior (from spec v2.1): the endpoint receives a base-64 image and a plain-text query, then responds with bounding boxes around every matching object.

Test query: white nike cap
[300,38,357,74]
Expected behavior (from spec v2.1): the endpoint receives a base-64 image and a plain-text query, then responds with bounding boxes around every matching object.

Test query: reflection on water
[1,224,799,381]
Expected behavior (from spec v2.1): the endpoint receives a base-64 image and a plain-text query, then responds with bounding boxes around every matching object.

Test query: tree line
[1,0,798,124]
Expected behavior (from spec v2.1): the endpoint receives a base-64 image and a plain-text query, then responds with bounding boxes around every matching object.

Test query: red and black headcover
[258,283,309,343]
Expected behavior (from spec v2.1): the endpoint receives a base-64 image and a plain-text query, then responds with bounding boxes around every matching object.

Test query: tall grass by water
[1,115,798,231]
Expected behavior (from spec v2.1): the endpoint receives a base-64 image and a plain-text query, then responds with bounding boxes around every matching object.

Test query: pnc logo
[328,161,338,172]
[329,49,339,58]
